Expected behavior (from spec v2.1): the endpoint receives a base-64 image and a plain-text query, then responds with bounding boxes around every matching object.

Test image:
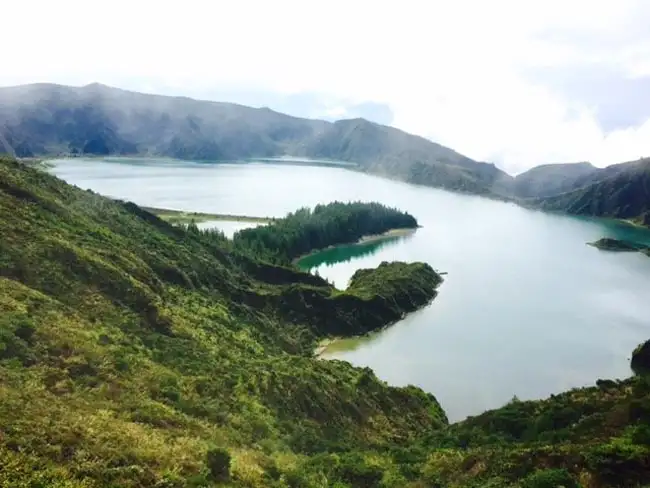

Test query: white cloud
[3,0,650,173]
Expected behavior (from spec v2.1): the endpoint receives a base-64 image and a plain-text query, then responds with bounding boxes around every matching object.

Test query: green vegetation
[632,340,650,375]
[530,159,650,226]
[0,156,444,487]
[588,237,650,253]
[232,201,418,264]
[140,206,272,225]
[296,234,408,270]
[2,155,650,487]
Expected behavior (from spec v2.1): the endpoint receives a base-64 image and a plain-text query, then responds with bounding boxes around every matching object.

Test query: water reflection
[297,233,413,271]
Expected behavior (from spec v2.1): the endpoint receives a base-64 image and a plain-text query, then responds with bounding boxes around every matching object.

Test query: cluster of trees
[232,201,418,264]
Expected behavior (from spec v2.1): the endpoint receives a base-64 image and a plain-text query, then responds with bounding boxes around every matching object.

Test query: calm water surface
[50,158,650,421]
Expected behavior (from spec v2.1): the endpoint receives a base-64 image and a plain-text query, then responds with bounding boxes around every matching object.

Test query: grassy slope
[1,157,650,487]
[0,157,446,487]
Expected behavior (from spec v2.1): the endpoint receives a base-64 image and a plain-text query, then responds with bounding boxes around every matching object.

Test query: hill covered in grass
[517,159,650,226]
[529,160,650,225]
[0,156,446,487]
[1,156,650,487]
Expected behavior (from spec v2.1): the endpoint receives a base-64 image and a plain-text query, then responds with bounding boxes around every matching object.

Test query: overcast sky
[4,0,650,173]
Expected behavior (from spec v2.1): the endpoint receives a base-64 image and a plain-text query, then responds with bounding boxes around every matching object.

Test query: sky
[3,0,650,174]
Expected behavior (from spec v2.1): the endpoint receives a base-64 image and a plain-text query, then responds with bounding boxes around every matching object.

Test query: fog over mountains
[1,82,648,224]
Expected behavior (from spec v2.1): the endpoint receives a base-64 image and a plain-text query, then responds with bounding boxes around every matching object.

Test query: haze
[3,0,650,173]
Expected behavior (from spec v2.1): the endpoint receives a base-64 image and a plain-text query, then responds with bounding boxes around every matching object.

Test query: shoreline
[314,292,440,358]
[293,227,418,265]
[141,206,273,225]
[33,156,650,232]
[620,218,649,229]
[314,338,339,357]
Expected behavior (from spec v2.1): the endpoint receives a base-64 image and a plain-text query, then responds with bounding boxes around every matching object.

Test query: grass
[0,156,446,487]
[140,206,273,225]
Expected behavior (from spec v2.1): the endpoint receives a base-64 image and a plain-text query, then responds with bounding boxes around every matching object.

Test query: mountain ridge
[530,158,650,224]
[0,82,511,195]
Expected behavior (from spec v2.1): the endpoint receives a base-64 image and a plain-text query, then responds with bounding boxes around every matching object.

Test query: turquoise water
[50,158,650,421]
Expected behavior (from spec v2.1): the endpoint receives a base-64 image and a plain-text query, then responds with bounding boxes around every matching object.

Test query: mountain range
[1,82,649,224]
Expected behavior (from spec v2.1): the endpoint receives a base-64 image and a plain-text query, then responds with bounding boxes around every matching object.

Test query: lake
[50,157,650,421]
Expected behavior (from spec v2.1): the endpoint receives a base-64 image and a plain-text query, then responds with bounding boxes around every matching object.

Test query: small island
[588,237,650,254]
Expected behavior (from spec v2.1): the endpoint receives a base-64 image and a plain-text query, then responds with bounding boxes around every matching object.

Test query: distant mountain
[511,162,598,198]
[0,83,324,160]
[0,82,509,195]
[530,159,650,225]
[303,118,512,195]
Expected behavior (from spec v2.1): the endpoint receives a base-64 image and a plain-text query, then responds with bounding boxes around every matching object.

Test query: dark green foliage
[206,447,231,480]
[521,469,579,488]
[632,339,650,375]
[264,262,443,337]
[232,201,417,264]
[336,453,383,487]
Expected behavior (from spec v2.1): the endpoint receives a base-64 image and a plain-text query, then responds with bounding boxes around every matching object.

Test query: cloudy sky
[3,0,650,173]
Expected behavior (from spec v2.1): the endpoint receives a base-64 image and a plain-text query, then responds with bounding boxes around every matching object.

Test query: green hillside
[0,156,446,487]
[530,159,650,225]
[1,156,650,487]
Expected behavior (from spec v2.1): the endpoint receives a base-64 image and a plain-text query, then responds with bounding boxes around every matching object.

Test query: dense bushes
[632,339,650,375]
[206,447,231,480]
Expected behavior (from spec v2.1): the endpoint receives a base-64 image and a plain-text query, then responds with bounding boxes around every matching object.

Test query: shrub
[206,447,231,481]
[521,468,579,488]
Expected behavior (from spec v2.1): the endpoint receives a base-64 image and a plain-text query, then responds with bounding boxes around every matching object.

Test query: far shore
[293,227,418,265]
[141,206,273,225]
[621,218,649,229]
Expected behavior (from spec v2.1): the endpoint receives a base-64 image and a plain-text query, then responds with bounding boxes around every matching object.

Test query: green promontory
[232,201,418,264]
[270,262,443,338]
